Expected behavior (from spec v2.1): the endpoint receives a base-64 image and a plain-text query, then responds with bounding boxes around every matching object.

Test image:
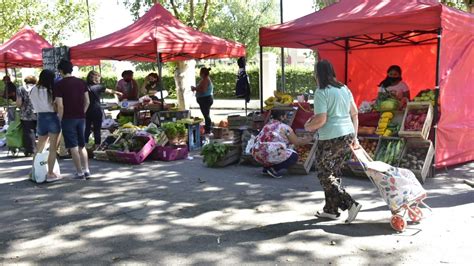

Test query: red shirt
[54,76,88,119]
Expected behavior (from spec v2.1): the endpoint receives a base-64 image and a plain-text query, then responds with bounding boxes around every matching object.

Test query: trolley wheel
[390,214,407,232]
[408,206,423,222]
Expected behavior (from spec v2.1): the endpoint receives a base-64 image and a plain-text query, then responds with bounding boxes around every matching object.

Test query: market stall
[259,0,474,171]
[69,3,245,164]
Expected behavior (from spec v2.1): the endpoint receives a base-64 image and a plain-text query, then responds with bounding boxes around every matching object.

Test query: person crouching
[252,109,312,178]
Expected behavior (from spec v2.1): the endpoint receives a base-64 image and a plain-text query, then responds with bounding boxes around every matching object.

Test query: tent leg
[157,52,164,107]
[280,0,285,92]
[4,64,7,109]
[259,46,264,112]
[344,38,349,84]
[432,28,442,177]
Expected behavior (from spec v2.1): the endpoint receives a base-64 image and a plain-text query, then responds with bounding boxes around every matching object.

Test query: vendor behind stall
[378,65,410,100]
[116,70,139,101]
[140,72,168,101]
[252,109,312,179]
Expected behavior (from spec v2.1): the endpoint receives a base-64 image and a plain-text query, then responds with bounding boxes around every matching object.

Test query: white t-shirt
[378,81,409,95]
[30,85,55,113]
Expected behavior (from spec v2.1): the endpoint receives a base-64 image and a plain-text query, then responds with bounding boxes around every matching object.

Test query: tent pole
[433,28,442,176]
[157,52,164,107]
[259,46,264,112]
[4,63,7,109]
[344,38,349,84]
[280,0,285,92]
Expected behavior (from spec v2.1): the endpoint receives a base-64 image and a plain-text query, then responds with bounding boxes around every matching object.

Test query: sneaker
[84,171,91,180]
[345,202,362,224]
[266,168,282,179]
[315,211,340,220]
[73,172,86,180]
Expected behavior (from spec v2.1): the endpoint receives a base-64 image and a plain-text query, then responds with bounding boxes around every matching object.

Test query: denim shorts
[61,119,86,149]
[37,112,61,136]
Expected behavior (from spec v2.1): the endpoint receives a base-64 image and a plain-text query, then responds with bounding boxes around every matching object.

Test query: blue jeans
[37,112,61,136]
[61,119,86,149]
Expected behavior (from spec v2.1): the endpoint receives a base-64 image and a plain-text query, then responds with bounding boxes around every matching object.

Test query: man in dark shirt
[55,60,91,180]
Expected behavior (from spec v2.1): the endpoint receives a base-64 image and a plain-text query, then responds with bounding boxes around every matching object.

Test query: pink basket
[106,135,156,164]
[151,145,188,161]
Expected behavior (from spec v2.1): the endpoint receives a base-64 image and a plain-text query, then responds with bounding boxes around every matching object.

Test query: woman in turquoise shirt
[192,67,214,135]
[305,60,362,224]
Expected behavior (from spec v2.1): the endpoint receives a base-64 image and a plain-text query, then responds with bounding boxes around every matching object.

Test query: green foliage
[95,64,314,100]
[0,0,92,45]
[161,122,187,140]
[206,0,278,59]
[201,143,229,167]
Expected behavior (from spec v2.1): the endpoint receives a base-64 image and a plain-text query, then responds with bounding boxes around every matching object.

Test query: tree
[0,0,91,45]
[206,0,278,59]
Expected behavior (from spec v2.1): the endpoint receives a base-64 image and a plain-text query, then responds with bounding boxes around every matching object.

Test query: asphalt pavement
[0,148,472,265]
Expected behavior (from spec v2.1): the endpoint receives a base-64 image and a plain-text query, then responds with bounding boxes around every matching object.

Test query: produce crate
[153,110,190,125]
[215,145,242,167]
[398,139,434,184]
[93,135,118,161]
[398,102,433,140]
[151,144,188,161]
[374,137,405,165]
[358,136,379,159]
[227,115,250,129]
[106,135,156,164]
[288,141,318,175]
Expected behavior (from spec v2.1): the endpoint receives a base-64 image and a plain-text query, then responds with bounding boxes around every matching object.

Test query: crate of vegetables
[398,140,434,183]
[374,137,405,165]
[106,134,156,164]
[288,141,318,175]
[93,135,119,161]
[398,102,433,140]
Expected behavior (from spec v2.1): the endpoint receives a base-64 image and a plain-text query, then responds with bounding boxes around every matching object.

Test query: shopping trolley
[352,147,432,232]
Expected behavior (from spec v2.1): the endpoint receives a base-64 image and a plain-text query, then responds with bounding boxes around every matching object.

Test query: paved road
[0,149,472,265]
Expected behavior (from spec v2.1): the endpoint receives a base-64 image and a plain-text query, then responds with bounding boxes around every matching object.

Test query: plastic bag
[6,113,23,149]
[245,135,256,155]
[31,150,61,183]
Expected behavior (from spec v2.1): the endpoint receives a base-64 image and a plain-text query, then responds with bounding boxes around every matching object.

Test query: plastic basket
[151,145,189,161]
[106,135,156,164]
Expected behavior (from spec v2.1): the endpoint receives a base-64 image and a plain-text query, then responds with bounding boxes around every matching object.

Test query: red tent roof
[260,0,446,48]
[0,27,51,68]
[0,27,98,68]
[260,0,474,168]
[70,3,245,62]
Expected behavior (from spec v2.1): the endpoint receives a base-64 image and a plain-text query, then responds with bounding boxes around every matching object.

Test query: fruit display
[404,108,428,131]
[376,112,399,137]
[414,89,436,107]
[359,138,378,158]
[399,147,428,170]
[264,91,294,110]
[296,145,312,163]
[375,138,405,165]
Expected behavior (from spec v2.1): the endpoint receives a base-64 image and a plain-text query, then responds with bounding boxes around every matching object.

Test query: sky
[66,0,315,46]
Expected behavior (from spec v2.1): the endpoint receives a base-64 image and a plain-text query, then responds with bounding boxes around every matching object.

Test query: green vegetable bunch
[161,122,187,140]
[201,143,229,167]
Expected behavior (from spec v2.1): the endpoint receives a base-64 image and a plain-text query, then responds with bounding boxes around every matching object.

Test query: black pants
[21,120,37,154]
[85,118,102,145]
[271,152,299,171]
[197,96,213,134]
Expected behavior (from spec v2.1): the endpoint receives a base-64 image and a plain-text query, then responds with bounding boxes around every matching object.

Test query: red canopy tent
[259,0,474,168]
[0,27,51,68]
[0,27,98,69]
[70,3,245,62]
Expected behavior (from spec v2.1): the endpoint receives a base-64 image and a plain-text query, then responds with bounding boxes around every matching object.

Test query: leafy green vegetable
[201,143,229,167]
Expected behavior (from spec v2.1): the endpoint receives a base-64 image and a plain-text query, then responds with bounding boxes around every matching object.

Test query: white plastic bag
[245,135,256,155]
[31,150,60,183]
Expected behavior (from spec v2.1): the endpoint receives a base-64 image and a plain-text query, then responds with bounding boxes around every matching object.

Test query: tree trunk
[174,61,187,111]
[174,60,196,111]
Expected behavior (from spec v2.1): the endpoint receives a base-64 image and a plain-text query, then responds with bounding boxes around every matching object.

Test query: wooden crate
[374,137,405,165]
[288,141,318,175]
[227,115,249,129]
[398,139,434,184]
[215,146,242,167]
[398,102,433,140]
